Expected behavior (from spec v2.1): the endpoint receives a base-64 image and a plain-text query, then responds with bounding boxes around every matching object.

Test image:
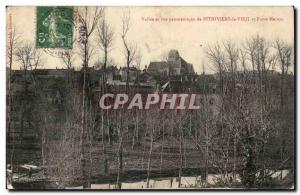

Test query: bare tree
[44,92,82,187]
[77,6,104,188]
[15,43,43,72]
[131,49,142,149]
[245,36,258,75]
[239,48,248,73]
[6,24,19,185]
[205,43,226,94]
[60,50,74,69]
[95,9,115,178]
[273,39,293,181]
[97,13,114,70]
[59,50,75,85]
[223,40,239,94]
[15,42,43,96]
[273,39,292,107]
[121,10,137,93]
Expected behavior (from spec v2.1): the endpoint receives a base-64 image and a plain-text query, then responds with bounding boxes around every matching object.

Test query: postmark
[36,6,73,48]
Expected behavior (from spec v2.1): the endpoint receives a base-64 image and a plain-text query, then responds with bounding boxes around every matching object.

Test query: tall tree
[97,13,114,70]
[6,23,19,185]
[77,6,104,188]
[121,10,136,93]
[205,43,226,94]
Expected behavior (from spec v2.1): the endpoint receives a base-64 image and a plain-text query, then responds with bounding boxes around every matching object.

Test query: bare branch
[97,13,114,69]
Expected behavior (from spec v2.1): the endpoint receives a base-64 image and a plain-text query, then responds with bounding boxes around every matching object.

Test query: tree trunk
[146,126,154,188]
[160,119,165,176]
[178,131,183,188]
[116,112,123,189]
[101,109,108,174]
[81,41,88,188]
[125,50,130,94]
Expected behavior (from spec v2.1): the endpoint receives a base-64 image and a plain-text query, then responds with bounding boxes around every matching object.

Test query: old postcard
[6,6,295,190]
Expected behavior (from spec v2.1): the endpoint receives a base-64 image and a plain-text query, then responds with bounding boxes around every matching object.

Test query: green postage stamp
[36,6,73,48]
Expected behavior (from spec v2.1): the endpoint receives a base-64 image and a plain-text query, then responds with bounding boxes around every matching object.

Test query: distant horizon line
[8,67,294,76]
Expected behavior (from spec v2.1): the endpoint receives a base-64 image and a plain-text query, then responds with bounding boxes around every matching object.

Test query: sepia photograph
[5,6,295,190]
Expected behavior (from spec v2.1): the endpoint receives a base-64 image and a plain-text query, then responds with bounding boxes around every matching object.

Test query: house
[119,66,139,82]
[147,61,169,76]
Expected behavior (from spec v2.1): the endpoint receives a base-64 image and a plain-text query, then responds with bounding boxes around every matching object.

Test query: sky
[7,6,294,74]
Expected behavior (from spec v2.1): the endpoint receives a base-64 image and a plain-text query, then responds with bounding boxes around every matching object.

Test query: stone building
[147,50,195,76]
